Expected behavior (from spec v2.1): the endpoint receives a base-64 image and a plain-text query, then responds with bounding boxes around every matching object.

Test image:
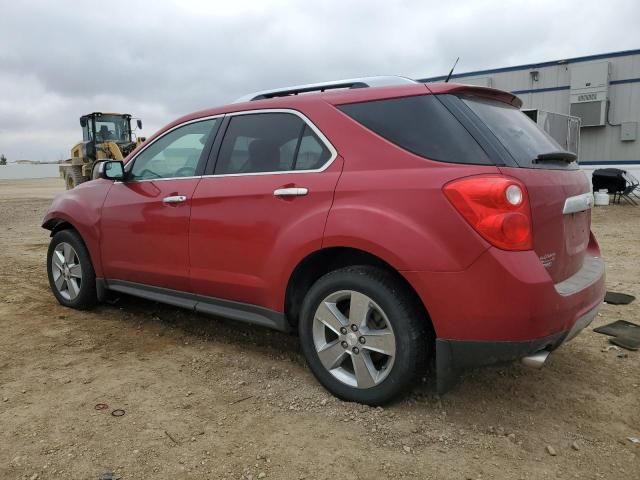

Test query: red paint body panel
[404,236,604,342]
[499,167,592,283]
[189,158,343,310]
[100,178,201,291]
[323,165,496,272]
[42,179,112,277]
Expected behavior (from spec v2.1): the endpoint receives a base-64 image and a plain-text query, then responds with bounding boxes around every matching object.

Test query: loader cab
[80,113,141,145]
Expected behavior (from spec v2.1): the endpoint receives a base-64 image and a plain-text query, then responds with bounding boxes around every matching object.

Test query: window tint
[294,126,332,170]
[215,113,331,174]
[461,96,577,169]
[130,119,218,180]
[338,95,492,165]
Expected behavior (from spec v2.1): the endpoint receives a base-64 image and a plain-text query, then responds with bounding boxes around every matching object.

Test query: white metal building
[419,49,640,177]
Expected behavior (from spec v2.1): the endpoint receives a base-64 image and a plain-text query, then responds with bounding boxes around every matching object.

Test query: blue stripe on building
[504,77,640,96]
[611,77,640,86]
[417,48,640,82]
[581,160,640,166]
[511,85,570,95]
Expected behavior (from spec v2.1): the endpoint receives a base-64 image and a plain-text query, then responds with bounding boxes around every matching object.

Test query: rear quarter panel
[316,101,498,272]
[324,165,498,272]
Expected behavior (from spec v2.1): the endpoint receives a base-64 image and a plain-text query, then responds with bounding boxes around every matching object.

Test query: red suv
[43,77,605,405]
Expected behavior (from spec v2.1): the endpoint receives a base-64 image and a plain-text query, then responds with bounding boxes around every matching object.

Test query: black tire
[66,166,86,190]
[47,229,98,310]
[299,266,430,405]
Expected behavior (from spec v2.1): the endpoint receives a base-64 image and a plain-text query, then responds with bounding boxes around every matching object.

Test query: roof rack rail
[234,76,418,103]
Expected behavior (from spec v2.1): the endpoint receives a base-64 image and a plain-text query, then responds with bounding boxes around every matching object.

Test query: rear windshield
[461,96,578,169]
[338,95,492,165]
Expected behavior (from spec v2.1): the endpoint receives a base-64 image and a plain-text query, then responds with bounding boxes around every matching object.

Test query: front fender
[42,179,113,277]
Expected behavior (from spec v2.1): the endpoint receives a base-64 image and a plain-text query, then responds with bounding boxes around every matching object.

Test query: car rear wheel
[299,266,429,405]
[47,229,97,310]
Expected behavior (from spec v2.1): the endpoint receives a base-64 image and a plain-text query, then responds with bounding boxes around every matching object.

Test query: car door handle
[273,187,308,197]
[163,195,187,204]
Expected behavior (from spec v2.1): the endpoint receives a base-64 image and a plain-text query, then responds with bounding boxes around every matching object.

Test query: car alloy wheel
[51,242,83,301]
[312,289,396,389]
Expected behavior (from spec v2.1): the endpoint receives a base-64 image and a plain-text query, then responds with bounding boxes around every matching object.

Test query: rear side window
[338,95,492,165]
[215,113,332,174]
[282,125,332,171]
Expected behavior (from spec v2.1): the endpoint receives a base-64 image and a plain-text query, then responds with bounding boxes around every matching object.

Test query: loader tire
[66,166,87,190]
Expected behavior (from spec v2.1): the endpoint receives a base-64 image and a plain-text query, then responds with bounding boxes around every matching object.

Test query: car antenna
[444,57,460,83]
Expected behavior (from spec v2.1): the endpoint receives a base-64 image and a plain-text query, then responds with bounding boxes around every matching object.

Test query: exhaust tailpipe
[521,350,550,369]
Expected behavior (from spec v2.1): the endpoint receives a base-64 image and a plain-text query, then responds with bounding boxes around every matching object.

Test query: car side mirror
[93,160,125,181]
[80,117,87,128]
[137,119,143,129]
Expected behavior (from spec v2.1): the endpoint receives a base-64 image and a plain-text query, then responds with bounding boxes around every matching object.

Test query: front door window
[130,119,219,180]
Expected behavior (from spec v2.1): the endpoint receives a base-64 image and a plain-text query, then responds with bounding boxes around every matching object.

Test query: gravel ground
[0,177,638,480]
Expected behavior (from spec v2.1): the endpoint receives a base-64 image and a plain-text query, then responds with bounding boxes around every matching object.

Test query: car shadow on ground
[93,291,605,419]
[97,292,302,357]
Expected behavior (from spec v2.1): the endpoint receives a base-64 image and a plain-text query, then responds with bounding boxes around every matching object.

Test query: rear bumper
[402,244,605,392]
[403,248,605,342]
[434,304,599,392]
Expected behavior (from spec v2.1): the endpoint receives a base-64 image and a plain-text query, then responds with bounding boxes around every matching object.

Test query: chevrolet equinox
[43,77,605,405]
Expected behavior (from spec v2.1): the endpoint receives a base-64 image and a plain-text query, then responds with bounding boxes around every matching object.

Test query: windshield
[91,115,131,143]
[462,96,578,169]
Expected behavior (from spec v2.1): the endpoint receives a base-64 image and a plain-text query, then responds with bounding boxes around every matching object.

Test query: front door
[189,111,342,311]
[100,118,220,291]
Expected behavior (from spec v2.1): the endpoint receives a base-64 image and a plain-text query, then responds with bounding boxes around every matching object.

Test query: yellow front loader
[60,112,145,189]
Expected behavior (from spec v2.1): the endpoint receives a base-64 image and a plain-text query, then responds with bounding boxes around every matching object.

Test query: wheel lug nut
[352,347,359,354]
[351,324,358,331]
[341,341,348,349]
[340,327,348,335]
[359,336,366,344]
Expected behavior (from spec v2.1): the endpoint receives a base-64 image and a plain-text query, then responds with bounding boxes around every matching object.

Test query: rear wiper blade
[534,151,577,163]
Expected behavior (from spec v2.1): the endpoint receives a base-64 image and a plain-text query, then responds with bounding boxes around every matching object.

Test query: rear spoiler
[425,82,523,109]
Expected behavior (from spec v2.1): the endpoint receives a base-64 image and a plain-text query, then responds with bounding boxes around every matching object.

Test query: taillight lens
[443,175,533,251]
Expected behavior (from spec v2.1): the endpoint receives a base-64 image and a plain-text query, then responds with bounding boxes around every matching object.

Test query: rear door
[188,110,342,310]
[459,95,592,282]
[100,118,220,290]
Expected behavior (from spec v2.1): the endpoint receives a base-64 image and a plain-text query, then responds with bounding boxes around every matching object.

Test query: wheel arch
[43,216,103,278]
[43,217,76,236]
[284,246,435,336]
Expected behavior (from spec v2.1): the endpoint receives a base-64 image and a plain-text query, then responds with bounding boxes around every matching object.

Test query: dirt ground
[0,177,638,480]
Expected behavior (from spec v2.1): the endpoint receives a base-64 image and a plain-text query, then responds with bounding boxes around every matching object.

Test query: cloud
[0,0,639,160]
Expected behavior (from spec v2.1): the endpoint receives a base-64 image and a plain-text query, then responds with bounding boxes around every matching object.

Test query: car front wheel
[47,229,97,310]
[299,266,430,405]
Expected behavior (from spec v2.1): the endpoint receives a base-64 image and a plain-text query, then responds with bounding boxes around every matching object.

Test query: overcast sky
[1,0,639,161]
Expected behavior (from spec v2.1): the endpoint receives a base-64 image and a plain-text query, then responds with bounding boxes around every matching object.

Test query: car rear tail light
[443,175,533,251]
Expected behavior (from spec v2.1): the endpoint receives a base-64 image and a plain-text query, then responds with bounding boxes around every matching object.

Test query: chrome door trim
[201,108,338,178]
[118,108,339,183]
[273,187,309,197]
[563,192,594,214]
[162,195,187,204]
[115,175,202,185]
